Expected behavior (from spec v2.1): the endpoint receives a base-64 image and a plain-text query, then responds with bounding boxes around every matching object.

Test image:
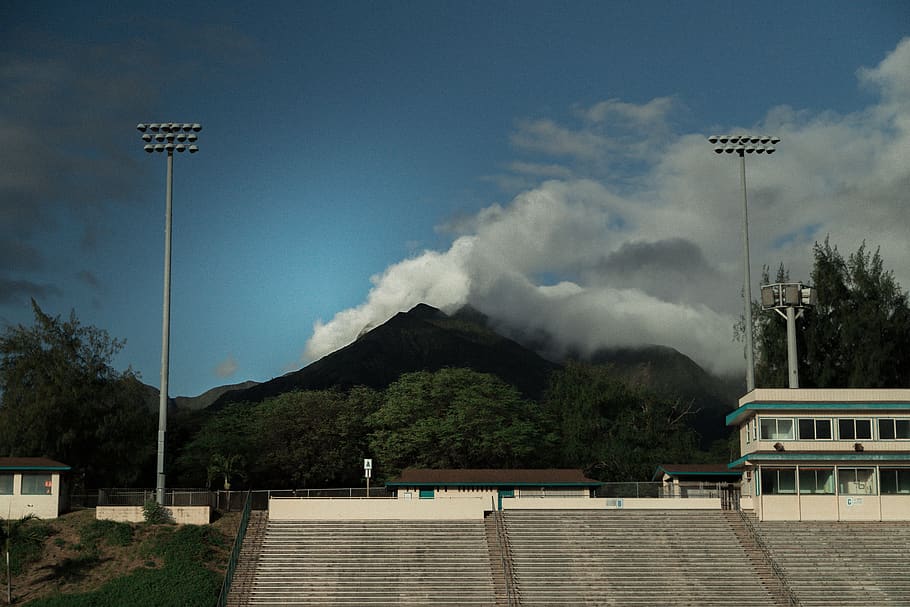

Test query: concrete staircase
[502,509,779,606]
[757,520,910,606]
[227,510,270,607]
[248,519,497,606]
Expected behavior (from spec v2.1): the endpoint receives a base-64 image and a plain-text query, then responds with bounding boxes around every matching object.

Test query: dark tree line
[754,239,910,388]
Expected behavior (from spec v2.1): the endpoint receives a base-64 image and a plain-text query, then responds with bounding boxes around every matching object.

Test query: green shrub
[141,499,173,525]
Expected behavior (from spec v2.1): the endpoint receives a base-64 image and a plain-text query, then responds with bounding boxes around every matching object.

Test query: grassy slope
[2,510,238,607]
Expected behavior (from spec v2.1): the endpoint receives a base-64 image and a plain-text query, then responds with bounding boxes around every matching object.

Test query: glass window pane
[839,419,855,440]
[880,419,896,440]
[21,474,52,495]
[899,470,910,493]
[896,420,910,439]
[0,474,12,495]
[799,419,815,440]
[839,468,875,495]
[816,419,832,439]
[856,420,872,440]
[799,469,834,494]
[777,419,794,440]
[881,469,897,494]
[778,469,796,493]
[760,419,776,440]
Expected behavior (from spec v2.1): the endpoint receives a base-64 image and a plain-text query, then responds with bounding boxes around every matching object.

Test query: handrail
[492,509,519,607]
[215,490,253,607]
[736,510,800,607]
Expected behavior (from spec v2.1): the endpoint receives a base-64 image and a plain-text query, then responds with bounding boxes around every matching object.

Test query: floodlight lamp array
[137,123,201,154]
[708,134,779,155]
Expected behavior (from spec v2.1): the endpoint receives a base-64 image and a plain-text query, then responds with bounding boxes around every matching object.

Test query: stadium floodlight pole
[708,134,780,393]
[136,122,201,505]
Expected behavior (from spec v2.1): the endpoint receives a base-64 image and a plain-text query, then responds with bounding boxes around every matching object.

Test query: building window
[798,418,832,440]
[799,468,835,494]
[21,474,52,495]
[760,418,795,440]
[880,469,910,494]
[838,418,872,440]
[418,488,434,499]
[0,474,12,495]
[761,468,796,494]
[838,468,876,495]
[878,419,910,440]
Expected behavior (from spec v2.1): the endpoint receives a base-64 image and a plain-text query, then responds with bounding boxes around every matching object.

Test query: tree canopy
[368,368,554,475]
[754,239,910,388]
[0,301,155,489]
[544,361,701,481]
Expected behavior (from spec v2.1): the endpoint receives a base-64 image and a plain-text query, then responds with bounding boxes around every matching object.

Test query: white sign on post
[364,459,372,470]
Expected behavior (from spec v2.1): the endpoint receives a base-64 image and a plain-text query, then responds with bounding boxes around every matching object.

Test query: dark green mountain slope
[210,304,559,408]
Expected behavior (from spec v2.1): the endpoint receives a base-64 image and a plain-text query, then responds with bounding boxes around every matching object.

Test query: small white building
[728,389,910,521]
[0,457,70,519]
[386,468,601,510]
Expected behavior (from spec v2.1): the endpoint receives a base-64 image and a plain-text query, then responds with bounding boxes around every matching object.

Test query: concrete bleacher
[247,519,497,606]
[502,509,781,606]
[757,520,910,606]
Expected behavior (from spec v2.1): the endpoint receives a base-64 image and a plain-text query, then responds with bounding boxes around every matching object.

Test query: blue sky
[2,1,908,397]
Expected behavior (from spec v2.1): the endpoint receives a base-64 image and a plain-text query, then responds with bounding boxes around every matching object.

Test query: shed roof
[0,457,71,471]
[387,468,601,488]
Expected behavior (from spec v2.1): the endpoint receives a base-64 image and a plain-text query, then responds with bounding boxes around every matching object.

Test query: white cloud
[215,355,239,379]
[303,38,910,377]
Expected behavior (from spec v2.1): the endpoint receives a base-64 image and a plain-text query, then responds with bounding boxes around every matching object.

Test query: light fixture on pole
[760,282,816,388]
[136,122,202,505]
[708,134,780,393]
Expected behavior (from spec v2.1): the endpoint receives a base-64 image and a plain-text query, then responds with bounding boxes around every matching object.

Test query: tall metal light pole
[708,134,779,393]
[136,122,201,505]
[760,282,816,388]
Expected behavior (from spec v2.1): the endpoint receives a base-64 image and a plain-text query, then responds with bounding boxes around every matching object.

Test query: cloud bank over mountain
[304,38,910,376]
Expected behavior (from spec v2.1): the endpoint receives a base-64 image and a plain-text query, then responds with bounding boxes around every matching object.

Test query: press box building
[728,389,910,521]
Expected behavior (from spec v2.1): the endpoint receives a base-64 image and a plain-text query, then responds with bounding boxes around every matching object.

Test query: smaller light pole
[136,122,201,505]
[760,282,816,388]
[708,134,780,393]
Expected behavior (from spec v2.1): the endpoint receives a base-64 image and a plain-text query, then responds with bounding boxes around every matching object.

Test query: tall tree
[544,362,699,481]
[754,239,910,388]
[0,301,155,489]
[368,368,554,475]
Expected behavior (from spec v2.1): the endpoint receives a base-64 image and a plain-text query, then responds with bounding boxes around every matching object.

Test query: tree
[368,368,554,475]
[544,362,699,481]
[754,239,910,388]
[251,387,381,488]
[0,301,155,489]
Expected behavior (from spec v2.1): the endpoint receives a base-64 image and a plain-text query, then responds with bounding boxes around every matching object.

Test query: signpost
[364,459,372,498]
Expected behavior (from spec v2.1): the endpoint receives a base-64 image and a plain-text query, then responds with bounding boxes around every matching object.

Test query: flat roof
[0,457,71,471]
[729,451,910,469]
[386,468,601,488]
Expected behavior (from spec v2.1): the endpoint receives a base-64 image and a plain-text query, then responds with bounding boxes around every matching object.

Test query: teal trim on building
[386,481,600,489]
[726,402,910,426]
[729,452,910,469]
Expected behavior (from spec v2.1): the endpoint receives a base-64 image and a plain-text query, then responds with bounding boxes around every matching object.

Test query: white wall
[0,472,64,519]
[270,497,489,520]
[96,505,211,525]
